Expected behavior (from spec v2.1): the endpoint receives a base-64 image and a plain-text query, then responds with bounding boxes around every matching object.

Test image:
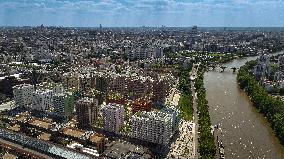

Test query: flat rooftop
[29,119,52,129]
[8,124,21,132]
[15,113,28,122]
[62,128,85,138]
[37,133,51,141]
[2,153,17,159]
[89,134,104,143]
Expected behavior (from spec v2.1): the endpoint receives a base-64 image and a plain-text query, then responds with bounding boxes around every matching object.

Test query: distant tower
[32,69,37,90]
[100,24,102,29]
[192,26,198,34]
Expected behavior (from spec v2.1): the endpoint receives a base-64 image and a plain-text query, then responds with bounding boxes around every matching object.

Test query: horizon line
[1,25,284,28]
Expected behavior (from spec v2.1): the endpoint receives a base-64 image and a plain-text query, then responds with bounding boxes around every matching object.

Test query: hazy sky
[0,0,284,27]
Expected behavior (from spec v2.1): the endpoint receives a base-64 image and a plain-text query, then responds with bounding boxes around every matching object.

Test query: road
[190,63,199,159]
[166,64,199,159]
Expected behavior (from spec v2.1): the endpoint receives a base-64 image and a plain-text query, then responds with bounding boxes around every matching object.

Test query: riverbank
[237,60,284,144]
[204,51,284,158]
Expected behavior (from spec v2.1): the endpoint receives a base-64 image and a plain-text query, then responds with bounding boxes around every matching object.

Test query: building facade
[13,84,34,108]
[101,103,124,133]
[32,89,53,111]
[76,97,99,128]
[53,92,74,121]
[131,111,174,145]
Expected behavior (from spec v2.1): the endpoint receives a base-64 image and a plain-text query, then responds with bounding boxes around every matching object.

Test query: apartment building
[62,72,84,90]
[76,97,99,128]
[108,75,127,94]
[161,106,180,133]
[152,77,170,104]
[131,111,174,145]
[154,47,164,59]
[53,92,74,121]
[101,103,124,133]
[13,84,34,108]
[126,77,152,100]
[32,89,53,111]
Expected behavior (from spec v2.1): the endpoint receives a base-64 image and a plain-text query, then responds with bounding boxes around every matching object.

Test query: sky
[0,0,284,27]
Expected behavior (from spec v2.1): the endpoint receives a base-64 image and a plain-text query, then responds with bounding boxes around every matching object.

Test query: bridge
[207,64,239,73]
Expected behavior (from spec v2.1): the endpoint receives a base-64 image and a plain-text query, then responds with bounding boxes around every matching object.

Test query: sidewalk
[167,121,196,159]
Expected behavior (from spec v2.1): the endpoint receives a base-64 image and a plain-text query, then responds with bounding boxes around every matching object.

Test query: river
[204,51,284,159]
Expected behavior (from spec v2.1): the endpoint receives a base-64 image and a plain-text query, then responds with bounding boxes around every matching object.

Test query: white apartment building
[13,84,34,108]
[32,89,53,111]
[30,83,63,112]
[131,111,174,145]
[101,103,124,133]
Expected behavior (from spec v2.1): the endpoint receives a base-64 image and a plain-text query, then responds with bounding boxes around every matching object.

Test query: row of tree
[195,74,216,158]
[177,64,193,120]
[237,60,284,144]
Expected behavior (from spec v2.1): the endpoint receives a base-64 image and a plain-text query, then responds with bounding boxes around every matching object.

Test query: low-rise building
[89,134,105,153]
[67,142,99,157]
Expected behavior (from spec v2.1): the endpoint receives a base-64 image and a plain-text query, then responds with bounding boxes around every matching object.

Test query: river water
[204,51,284,159]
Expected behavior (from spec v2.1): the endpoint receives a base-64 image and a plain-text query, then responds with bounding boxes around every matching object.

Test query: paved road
[191,63,199,159]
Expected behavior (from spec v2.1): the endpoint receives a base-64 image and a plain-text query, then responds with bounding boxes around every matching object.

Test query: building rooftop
[104,140,152,159]
[103,103,124,111]
[37,132,51,141]
[29,118,52,129]
[15,112,29,122]
[8,124,21,132]
[62,127,85,138]
[134,110,173,122]
[13,83,33,89]
[2,153,17,159]
[77,97,95,104]
[89,134,104,143]
[34,89,52,95]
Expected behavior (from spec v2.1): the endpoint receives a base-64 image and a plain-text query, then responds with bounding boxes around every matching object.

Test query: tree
[238,60,284,144]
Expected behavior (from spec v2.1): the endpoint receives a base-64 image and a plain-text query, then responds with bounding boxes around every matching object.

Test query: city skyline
[1,0,284,27]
